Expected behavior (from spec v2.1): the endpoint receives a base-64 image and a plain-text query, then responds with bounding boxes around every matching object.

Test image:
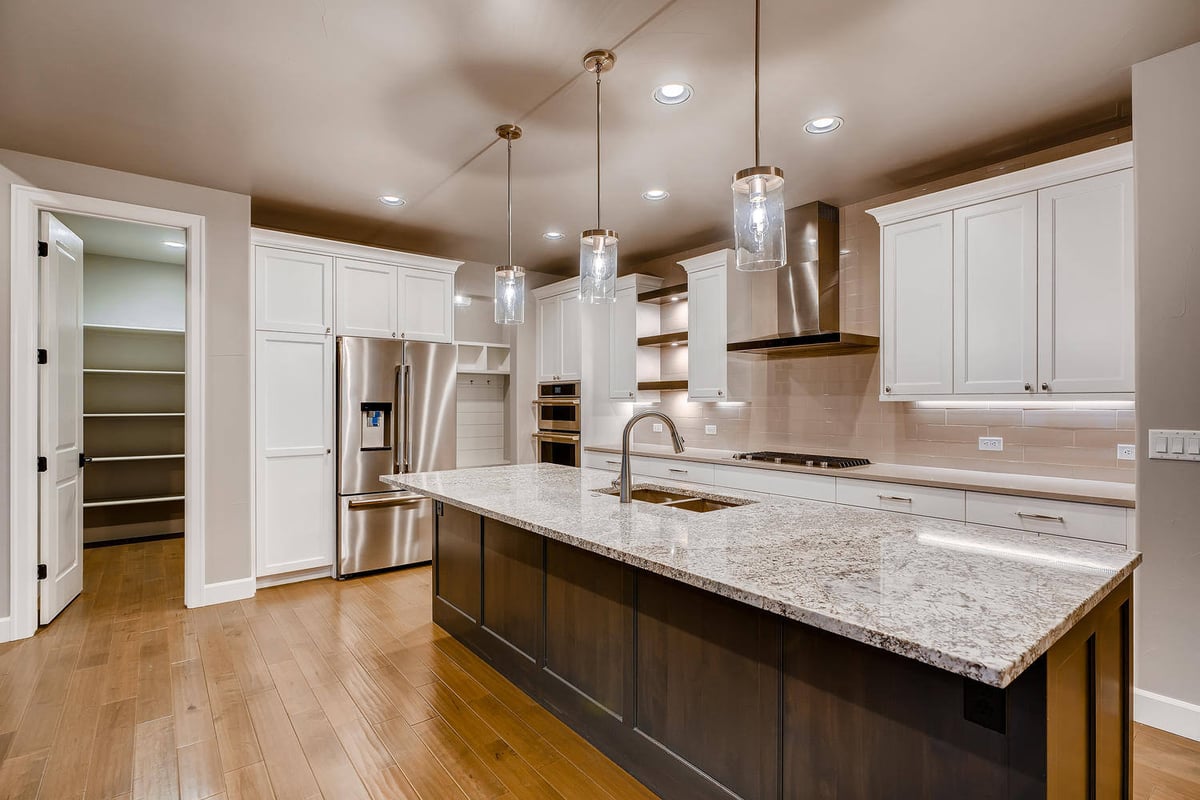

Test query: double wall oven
[532,380,581,467]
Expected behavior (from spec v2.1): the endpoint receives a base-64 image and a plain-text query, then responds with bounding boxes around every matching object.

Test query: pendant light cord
[595,67,602,229]
[754,0,761,167]
[506,136,513,266]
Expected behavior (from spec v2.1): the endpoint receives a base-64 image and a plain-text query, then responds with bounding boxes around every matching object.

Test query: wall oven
[533,381,581,467]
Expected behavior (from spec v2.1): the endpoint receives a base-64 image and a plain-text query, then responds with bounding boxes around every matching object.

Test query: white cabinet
[336,258,397,339]
[964,492,1127,546]
[534,279,581,382]
[254,330,334,576]
[953,193,1038,394]
[630,455,716,485]
[1037,169,1135,394]
[397,267,454,343]
[836,478,965,521]
[255,247,333,334]
[609,284,639,400]
[881,213,954,397]
[681,250,733,401]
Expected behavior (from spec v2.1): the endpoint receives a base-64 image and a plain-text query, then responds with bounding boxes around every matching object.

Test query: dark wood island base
[432,503,1133,800]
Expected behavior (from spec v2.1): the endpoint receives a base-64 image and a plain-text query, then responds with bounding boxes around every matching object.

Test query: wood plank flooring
[0,537,1193,799]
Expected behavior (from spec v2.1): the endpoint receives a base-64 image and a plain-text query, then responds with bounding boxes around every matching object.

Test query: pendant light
[494,124,526,325]
[731,0,786,271]
[579,49,618,304]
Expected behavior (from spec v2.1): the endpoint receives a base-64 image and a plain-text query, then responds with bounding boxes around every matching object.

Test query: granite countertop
[585,443,1136,508]
[385,463,1140,689]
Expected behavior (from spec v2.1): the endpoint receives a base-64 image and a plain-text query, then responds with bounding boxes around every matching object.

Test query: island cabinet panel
[434,502,481,622]
[481,517,543,662]
[544,541,631,718]
[635,573,781,800]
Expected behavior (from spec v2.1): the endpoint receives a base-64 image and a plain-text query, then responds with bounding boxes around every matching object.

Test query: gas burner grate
[732,451,871,469]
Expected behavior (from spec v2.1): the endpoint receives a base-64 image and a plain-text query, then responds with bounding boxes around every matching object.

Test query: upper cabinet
[869,143,1134,401]
[255,246,333,334]
[608,274,664,401]
[683,251,732,401]
[397,267,454,343]
[534,278,581,382]
[336,258,397,338]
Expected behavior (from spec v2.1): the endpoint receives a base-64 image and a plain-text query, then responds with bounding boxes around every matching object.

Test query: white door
[953,193,1038,394]
[255,247,333,334]
[609,286,637,400]
[1037,169,1135,394]
[38,213,85,624]
[537,295,563,381]
[881,212,954,397]
[336,258,397,339]
[397,267,453,342]
[558,294,581,381]
[688,265,728,400]
[255,331,334,576]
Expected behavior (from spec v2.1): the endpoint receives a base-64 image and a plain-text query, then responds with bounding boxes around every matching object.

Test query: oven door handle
[532,399,581,406]
[347,495,426,510]
[532,432,581,443]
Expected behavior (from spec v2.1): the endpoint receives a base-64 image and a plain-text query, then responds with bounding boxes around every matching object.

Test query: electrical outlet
[705,424,717,436]
[978,437,1004,452]
[652,423,663,433]
[1117,444,1136,461]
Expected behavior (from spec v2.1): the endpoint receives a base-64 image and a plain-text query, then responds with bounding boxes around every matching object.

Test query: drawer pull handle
[667,468,688,474]
[606,460,621,465]
[1017,512,1065,523]
[878,494,912,502]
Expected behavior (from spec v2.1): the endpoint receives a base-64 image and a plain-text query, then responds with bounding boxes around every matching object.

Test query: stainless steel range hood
[726,201,879,356]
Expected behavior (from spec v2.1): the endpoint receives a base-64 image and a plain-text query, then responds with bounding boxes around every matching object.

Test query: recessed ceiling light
[543,231,565,240]
[378,195,405,206]
[804,116,843,135]
[162,241,186,249]
[653,83,693,105]
[641,189,669,201]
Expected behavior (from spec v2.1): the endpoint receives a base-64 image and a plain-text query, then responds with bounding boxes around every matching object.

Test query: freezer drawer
[337,490,432,577]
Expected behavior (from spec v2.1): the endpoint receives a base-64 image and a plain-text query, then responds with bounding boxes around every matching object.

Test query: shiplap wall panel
[457,374,507,468]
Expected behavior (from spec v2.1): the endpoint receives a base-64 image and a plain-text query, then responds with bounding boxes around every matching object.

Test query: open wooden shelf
[637,331,688,348]
[84,324,184,336]
[637,284,688,304]
[637,379,688,392]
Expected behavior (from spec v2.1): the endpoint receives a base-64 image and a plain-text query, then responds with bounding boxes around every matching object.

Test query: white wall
[83,253,185,330]
[1132,41,1200,741]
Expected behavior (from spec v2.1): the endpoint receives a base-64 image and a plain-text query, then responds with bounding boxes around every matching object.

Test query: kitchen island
[384,463,1140,800]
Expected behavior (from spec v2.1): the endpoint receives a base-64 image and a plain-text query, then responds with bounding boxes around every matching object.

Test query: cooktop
[731,451,871,469]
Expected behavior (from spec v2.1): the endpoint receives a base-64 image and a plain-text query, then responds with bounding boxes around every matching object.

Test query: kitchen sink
[594,484,752,512]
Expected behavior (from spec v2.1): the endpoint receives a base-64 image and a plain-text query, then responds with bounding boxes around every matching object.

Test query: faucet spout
[617,411,686,503]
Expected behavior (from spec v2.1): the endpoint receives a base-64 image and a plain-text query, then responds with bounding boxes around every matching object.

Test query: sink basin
[595,484,752,513]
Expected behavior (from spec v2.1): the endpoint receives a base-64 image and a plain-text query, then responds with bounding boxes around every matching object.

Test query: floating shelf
[637,379,688,392]
[637,331,688,348]
[89,454,184,463]
[84,324,184,336]
[84,412,184,418]
[637,284,688,305]
[84,368,185,376]
[83,494,185,509]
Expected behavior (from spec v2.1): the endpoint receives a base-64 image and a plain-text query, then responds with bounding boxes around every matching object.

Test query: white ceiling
[3,0,1198,275]
[56,213,186,265]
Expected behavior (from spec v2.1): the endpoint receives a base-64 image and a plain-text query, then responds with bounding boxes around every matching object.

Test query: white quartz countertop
[586,444,1136,508]
[385,464,1140,689]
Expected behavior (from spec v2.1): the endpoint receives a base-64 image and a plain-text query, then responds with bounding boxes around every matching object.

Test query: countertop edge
[584,445,1136,509]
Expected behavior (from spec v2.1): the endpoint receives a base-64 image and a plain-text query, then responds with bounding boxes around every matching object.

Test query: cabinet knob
[1041,382,1050,391]
[628,391,633,398]
[717,390,724,396]
[326,448,331,454]
[884,385,892,393]
[400,332,406,339]
[1024,382,1032,392]
[325,326,331,334]
[391,332,396,338]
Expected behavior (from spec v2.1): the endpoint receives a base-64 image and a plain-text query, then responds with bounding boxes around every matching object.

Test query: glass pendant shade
[732,166,786,271]
[579,229,618,303]
[494,264,525,324]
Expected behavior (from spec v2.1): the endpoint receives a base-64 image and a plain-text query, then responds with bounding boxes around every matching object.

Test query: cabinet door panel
[609,286,637,399]
[255,331,333,575]
[255,247,333,334]
[482,517,543,661]
[558,294,581,380]
[335,258,397,339]
[1038,170,1135,393]
[953,193,1038,394]
[882,213,953,397]
[688,267,728,400]
[397,268,453,342]
[537,295,563,381]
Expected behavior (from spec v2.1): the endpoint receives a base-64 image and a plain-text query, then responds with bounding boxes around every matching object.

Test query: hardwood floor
[0,537,1194,800]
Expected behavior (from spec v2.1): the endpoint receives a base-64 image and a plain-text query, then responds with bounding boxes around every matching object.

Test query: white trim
[1135,688,1200,742]
[615,273,664,293]
[531,276,580,300]
[678,248,735,274]
[255,565,333,589]
[201,576,256,606]
[9,185,208,640]
[0,616,11,642]
[250,227,462,273]
[867,143,1134,226]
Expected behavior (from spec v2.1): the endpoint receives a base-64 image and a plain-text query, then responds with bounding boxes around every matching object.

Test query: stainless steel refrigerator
[336,337,457,578]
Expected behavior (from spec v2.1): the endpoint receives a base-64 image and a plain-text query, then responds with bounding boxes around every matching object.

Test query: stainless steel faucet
[618,411,685,503]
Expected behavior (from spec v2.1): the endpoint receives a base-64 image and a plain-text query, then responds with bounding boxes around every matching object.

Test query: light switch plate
[978,437,1004,452]
[1148,429,1200,462]
[705,424,717,435]
[1117,444,1136,461]
[652,423,663,433]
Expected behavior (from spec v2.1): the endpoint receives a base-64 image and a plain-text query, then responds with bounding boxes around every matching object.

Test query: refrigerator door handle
[347,495,425,510]
[401,363,413,473]
[393,365,404,475]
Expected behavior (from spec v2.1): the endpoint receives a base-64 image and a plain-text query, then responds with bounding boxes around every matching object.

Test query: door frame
[9,184,207,640]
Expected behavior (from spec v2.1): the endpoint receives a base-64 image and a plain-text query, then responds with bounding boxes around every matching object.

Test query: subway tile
[1022,409,1117,429]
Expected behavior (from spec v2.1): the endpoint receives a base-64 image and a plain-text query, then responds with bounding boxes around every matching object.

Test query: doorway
[9,186,206,640]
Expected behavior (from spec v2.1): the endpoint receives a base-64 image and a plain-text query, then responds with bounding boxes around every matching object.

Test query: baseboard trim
[256,565,333,589]
[0,616,13,644]
[196,576,255,607]
[1135,687,1200,742]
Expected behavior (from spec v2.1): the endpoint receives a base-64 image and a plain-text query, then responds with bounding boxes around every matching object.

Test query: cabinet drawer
[630,456,715,485]
[713,465,835,503]
[583,452,623,472]
[965,493,1127,546]
[836,479,965,521]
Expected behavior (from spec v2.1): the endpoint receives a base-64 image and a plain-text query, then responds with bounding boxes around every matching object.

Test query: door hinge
[37,348,47,365]
[37,456,47,473]
[37,564,47,581]
[37,240,48,258]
